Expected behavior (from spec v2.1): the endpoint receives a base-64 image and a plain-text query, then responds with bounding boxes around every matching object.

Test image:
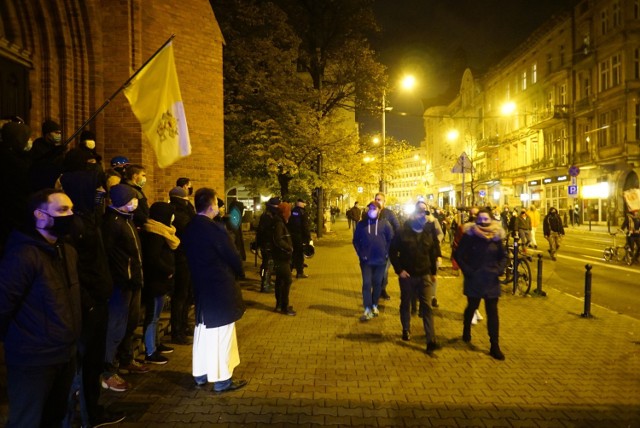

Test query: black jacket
[102,207,144,290]
[288,206,311,243]
[182,215,245,328]
[29,136,66,191]
[141,232,175,297]
[390,220,440,276]
[0,230,82,366]
[272,215,293,262]
[543,213,565,236]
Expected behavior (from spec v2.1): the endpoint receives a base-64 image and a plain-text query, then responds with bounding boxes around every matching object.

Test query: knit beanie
[109,184,137,207]
[42,119,61,135]
[1,122,31,151]
[149,202,175,227]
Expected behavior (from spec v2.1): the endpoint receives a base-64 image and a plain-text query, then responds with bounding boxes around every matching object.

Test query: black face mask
[41,211,74,237]
[188,187,193,196]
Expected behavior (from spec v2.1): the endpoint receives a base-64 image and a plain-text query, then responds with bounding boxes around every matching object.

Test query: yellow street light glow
[501,101,516,115]
[446,129,460,141]
[400,75,417,91]
[372,136,380,144]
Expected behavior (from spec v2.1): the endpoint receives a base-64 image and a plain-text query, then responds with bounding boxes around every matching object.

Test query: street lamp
[379,75,417,193]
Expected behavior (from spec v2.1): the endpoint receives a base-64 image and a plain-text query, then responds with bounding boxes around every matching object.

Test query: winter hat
[80,130,95,143]
[109,184,137,207]
[149,202,175,227]
[267,197,281,207]
[169,186,187,198]
[1,122,31,151]
[42,119,61,135]
[367,201,381,210]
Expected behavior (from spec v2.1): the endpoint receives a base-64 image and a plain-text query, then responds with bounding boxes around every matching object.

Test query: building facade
[423,0,640,226]
[0,0,225,202]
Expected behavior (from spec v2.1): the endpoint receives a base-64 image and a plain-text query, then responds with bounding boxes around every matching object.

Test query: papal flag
[124,42,191,168]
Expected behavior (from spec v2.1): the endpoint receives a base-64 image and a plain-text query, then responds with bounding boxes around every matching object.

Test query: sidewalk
[3,219,638,427]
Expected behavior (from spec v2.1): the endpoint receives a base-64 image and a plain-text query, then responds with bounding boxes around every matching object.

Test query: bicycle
[602,232,633,265]
[500,242,532,296]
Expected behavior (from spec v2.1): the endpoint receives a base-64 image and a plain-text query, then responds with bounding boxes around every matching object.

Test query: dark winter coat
[542,212,565,236]
[353,218,393,266]
[182,215,245,328]
[61,170,113,308]
[141,232,175,297]
[0,230,82,366]
[379,207,401,233]
[29,136,66,191]
[288,205,311,243]
[390,220,440,276]
[102,206,143,290]
[271,215,293,262]
[453,223,508,299]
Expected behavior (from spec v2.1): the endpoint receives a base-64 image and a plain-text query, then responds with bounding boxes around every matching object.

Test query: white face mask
[24,139,33,151]
[125,199,139,212]
[52,134,62,143]
[368,210,378,219]
[84,140,96,150]
[171,214,175,224]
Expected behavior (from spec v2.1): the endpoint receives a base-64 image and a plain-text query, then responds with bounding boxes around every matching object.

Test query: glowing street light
[501,101,516,116]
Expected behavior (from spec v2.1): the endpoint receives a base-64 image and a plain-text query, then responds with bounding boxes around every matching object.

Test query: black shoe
[157,343,174,354]
[214,379,248,394]
[402,330,411,341]
[296,273,309,279]
[92,410,126,427]
[490,346,505,361]
[411,307,417,316]
[145,352,168,365]
[426,342,441,355]
[171,335,192,345]
[281,306,297,316]
[380,291,391,300]
[431,297,439,308]
[462,333,471,343]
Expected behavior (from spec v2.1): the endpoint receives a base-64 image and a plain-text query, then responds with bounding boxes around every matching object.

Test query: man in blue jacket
[182,188,248,393]
[0,189,81,427]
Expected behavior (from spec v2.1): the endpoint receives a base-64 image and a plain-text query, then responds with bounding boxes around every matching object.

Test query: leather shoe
[281,306,297,316]
[402,330,411,341]
[296,273,309,279]
[214,379,248,394]
[426,342,441,355]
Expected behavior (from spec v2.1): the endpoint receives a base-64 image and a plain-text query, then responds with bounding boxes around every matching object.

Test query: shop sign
[528,180,540,186]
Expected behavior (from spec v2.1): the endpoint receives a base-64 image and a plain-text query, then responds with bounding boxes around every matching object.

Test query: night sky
[367,0,578,146]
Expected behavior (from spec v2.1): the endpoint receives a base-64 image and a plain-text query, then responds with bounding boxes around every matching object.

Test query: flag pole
[62,34,176,147]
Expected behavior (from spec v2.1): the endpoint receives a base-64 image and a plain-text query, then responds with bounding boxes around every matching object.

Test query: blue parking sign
[568,185,578,196]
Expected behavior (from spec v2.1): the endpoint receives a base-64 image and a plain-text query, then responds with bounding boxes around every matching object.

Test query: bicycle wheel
[513,258,532,295]
[603,247,613,262]
[500,261,513,284]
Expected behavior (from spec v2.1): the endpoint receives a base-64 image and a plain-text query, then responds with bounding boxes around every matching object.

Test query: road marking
[556,253,637,273]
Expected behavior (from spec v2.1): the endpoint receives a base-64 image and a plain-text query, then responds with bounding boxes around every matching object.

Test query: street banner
[124,42,191,168]
[623,188,640,212]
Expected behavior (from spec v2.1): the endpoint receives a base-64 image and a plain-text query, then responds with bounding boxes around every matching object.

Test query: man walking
[182,188,248,393]
[543,207,565,261]
[389,201,441,355]
[0,189,81,427]
[375,192,400,300]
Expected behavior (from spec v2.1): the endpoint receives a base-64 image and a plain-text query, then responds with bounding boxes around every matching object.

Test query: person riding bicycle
[543,207,564,261]
[620,211,640,263]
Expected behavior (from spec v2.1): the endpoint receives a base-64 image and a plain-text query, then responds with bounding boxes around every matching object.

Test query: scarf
[143,219,180,250]
[463,221,505,242]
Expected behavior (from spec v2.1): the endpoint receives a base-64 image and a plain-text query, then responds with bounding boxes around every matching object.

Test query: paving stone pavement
[1,219,639,427]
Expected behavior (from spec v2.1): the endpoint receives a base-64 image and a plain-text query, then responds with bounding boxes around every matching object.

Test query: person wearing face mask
[141,202,179,366]
[0,189,82,427]
[30,119,67,191]
[453,209,508,360]
[0,121,33,255]
[101,184,150,393]
[353,201,394,321]
[182,188,248,393]
[543,207,565,261]
[176,177,194,197]
[389,201,442,355]
[122,164,149,228]
[63,130,104,173]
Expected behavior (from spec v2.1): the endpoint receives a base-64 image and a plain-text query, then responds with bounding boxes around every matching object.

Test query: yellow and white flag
[124,42,191,168]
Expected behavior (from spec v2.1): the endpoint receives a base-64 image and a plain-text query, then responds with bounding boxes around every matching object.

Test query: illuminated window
[532,63,537,84]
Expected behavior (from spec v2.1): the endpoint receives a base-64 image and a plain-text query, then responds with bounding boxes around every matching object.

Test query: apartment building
[422,0,640,225]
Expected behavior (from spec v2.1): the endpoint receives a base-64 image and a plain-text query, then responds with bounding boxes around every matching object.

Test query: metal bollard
[512,236,519,295]
[581,264,593,318]
[533,253,547,297]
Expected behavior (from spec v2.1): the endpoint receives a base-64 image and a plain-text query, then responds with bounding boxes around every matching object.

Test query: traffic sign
[479,190,486,197]
[568,185,578,197]
[569,165,580,177]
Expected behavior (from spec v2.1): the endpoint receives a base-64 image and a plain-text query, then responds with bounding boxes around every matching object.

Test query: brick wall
[0,0,224,204]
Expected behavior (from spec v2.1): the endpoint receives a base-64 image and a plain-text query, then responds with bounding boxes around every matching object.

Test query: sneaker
[119,359,150,374]
[157,343,174,354]
[372,305,379,317]
[92,410,126,427]
[296,272,309,278]
[101,373,129,392]
[402,330,411,341]
[281,306,297,316]
[475,310,483,321]
[145,352,169,365]
[431,297,439,308]
[360,308,373,321]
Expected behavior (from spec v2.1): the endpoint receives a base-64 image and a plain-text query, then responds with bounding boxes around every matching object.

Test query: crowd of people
[0,118,249,427]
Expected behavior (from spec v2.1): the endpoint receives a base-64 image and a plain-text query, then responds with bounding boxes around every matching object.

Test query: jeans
[547,232,562,256]
[144,294,166,355]
[194,376,233,391]
[399,275,435,342]
[7,358,76,428]
[360,263,386,309]
[105,286,141,369]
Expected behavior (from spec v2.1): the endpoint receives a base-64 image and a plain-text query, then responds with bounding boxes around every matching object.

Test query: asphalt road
[522,226,640,320]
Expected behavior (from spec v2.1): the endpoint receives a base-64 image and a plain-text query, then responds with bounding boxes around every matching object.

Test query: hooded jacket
[390,219,440,276]
[141,202,177,297]
[102,206,144,290]
[0,230,82,366]
[353,216,393,266]
[543,209,565,236]
[61,170,113,308]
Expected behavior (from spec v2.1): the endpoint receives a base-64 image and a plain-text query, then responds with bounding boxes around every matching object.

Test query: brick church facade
[0,0,225,202]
